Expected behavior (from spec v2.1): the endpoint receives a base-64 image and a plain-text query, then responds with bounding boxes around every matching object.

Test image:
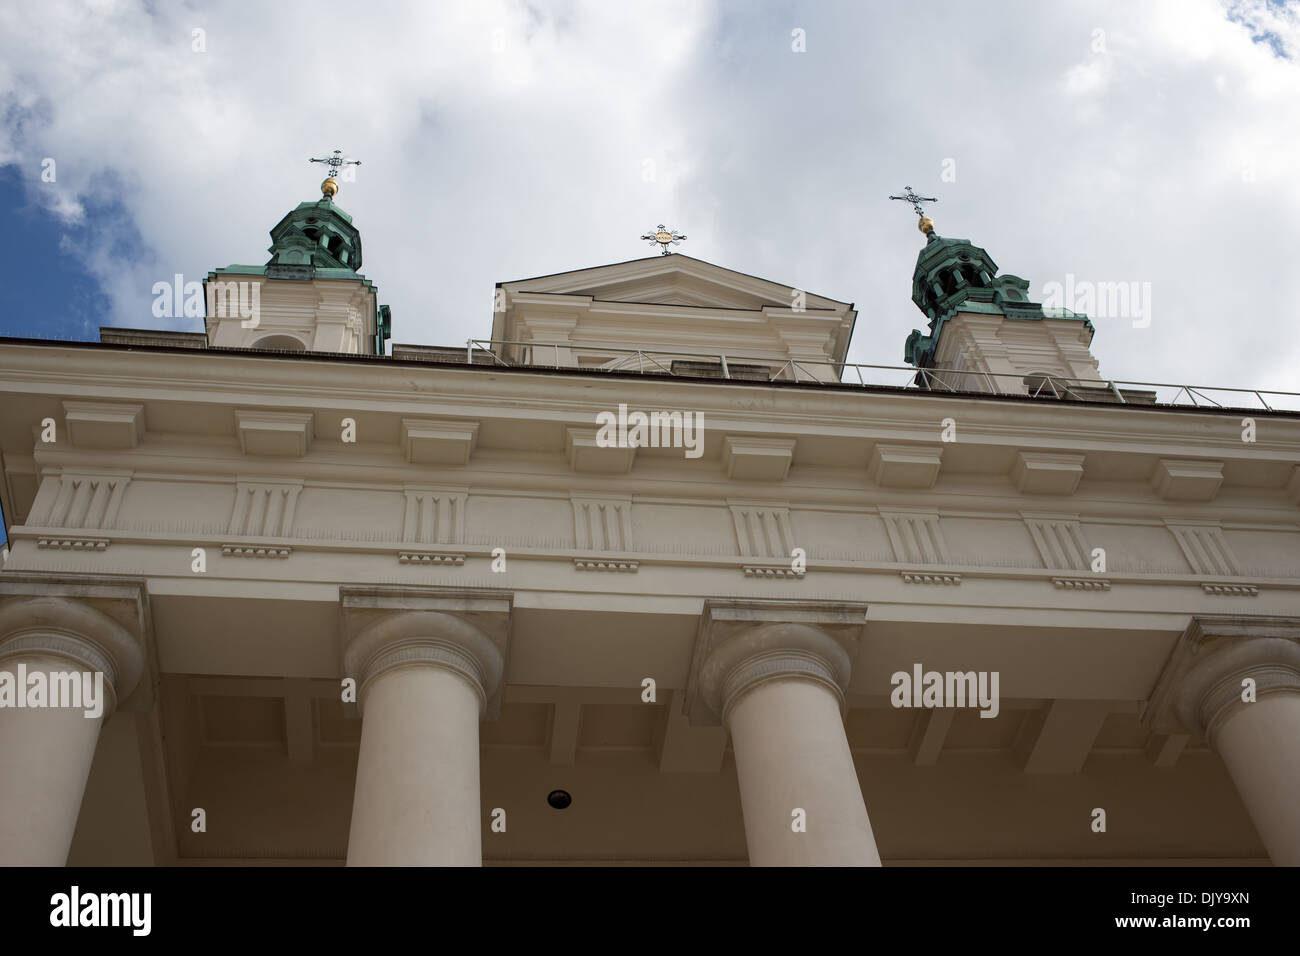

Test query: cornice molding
[6,345,1299,448]
[499,255,851,312]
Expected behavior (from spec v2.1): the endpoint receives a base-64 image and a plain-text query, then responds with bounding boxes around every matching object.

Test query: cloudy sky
[0,0,1298,397]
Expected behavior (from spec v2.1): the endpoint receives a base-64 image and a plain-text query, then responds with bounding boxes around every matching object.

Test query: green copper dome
[264,199,363,276]
[904,232,1091,368]
[207,192,392,355]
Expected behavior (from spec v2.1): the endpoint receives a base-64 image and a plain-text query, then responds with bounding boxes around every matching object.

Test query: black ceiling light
[546,789,572,810]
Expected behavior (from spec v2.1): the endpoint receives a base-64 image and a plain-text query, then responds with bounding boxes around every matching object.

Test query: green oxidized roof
[207,264,379,292]
[204,193,392,353]
[266,198,362,272]
[207,197,375,287]
[904,232,1092,368]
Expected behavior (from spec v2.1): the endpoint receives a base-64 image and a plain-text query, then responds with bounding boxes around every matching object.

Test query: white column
[1173,634,1300,865]
[724,650,880,866]
[343,608,505,867]
[0,597,144,866]
[688,604,879,867]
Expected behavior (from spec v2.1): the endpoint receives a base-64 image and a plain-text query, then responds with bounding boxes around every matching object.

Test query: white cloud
[0,0,1297,396]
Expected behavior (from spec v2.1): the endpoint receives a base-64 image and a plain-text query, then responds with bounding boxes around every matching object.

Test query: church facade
[0,178,1297,866]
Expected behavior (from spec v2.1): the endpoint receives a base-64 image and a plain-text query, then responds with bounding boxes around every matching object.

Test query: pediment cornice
[499,255,850,312]
[494,255,856,364]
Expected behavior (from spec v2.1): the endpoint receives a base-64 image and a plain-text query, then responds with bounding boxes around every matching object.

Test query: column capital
[340,586,512,719]
[1144,616,1300,742]
[0,579,150,717]
[684,599,867,727]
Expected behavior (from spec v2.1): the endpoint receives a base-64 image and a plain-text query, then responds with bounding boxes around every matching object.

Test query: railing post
[466,339,473,365]
[720,354,730,379]
[554,343,560,368]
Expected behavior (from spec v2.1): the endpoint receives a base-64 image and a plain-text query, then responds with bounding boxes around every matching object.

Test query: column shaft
[347,665,483,866]
[1213,694,1300,865]
[729,677,880,866]
[0,653,107,865]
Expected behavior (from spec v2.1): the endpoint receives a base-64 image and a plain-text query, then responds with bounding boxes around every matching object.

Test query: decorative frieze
[1023,513,1090,571]
[34,473,131,531]
[880,509,951,566]
[572,495,634,552]
[728,502,795,559]
[1165,520,1241,577]
[228,480,302,537]
[401,487,467,546]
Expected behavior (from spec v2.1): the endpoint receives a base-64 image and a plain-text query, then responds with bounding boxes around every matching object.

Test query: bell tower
[204,151,392,354]
[892,188,1102,396]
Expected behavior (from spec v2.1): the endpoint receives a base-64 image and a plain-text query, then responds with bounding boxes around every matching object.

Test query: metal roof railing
[464,339,1300,412]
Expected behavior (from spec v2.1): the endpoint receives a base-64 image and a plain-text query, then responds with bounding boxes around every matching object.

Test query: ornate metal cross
[641,224,687,255]
[888,185,937,219]
[309,149,362,181]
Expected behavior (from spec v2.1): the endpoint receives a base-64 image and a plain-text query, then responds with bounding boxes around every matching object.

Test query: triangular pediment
[499,255,849,312]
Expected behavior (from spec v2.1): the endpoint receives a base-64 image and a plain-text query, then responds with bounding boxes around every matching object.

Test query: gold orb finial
[321,177,339,199]
[918,215,934,235]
